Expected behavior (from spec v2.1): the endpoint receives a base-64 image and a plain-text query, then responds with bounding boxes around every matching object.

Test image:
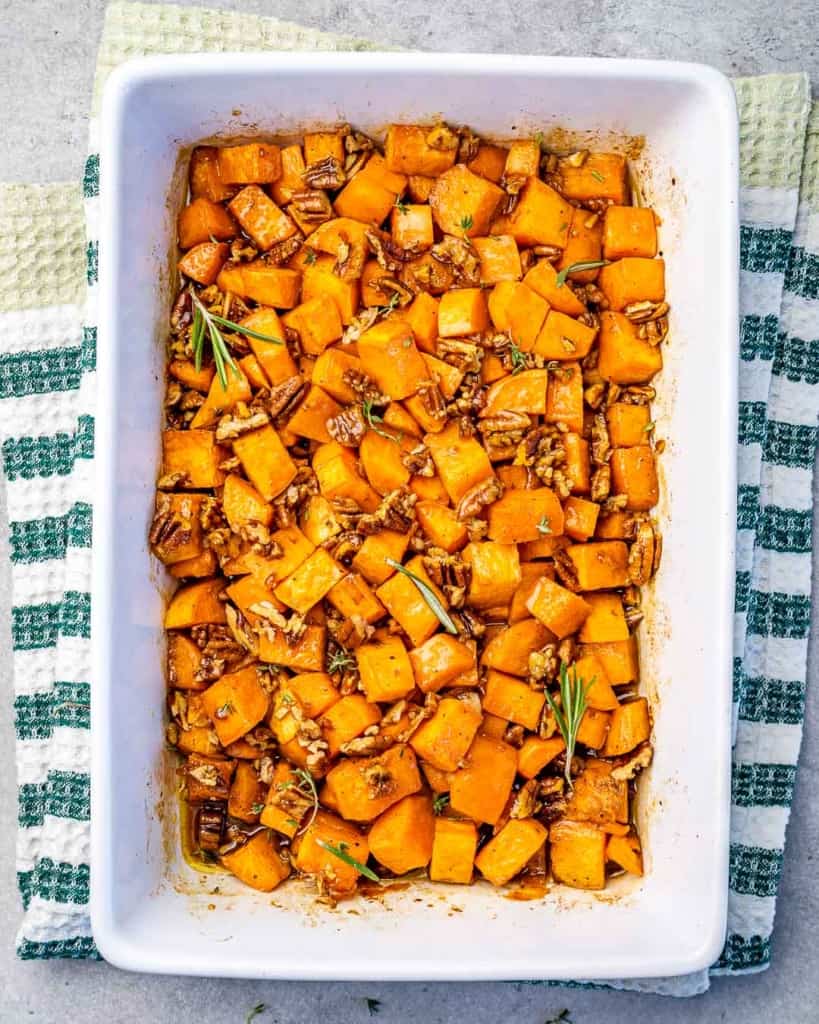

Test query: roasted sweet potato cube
[313,441,380,512]
[226,524,314,583]
[376,555,449,646]
[167,633,207,691]
[429,818,478,884]
[519,534,570,561]
[299,493,343,547]
[603,206,657,260]
[188,362,251,429]
[303,130,344,167]
[429,163,504,237]
[217,143,281,185]
[409,472,448,501]
[564,432,591,494]
[401,251,455,295]
[311,347,362,403]
[576,706,611,749]
[360,258,387,306]
[178,198,237,249]
[482,668,546,730]
[225,575,285,620]
[473,235,522,285]
[320,694,382,756]
[275,548,346,614]
[221,830,290,892]
[410,693,483,771]
[165,578,227,629]
[235,308,294,384]
[480,711,511,737]
[300,255,358,323]
[578,593,629,644]
[359,430,411,495]
[611,446,659,511]
[526,576,591,639]
[190,146,234,202]
[257,623,326,671]
[463,540,521,609]
[438,287,490,337]
[566,758,628,826]
[351,529,410,585]
[580,637,639,686]
[563,496,600,542]
[487,280,518,331]
[282,296,343,355]
[425,421,495,503]
[504,140,541,181]
[476,818,548,886]
[385,124,459,176]
[507,177,572,248]
[217,261,301,309]
[327,573,386,625]
[151,493,204,565]
[598,258,665,312]
[393,292,439,354]
[607,403,652,447]
[285,384,343,444]
[357,319,428,400]
[271,144,306,204]
[545,362,584,433]
[607,832,644,875]
[409,634,476,693]
[549,820,607,890]
[559,152,627,205]
[183,752,235,802]
[169,359,215,393]
[486,487,563,544]
[232,425,297,502]
[369,794,435,875]
[161,429,226,489]
[603,697,651,756]
[228,761,267,824]
[391,203,434,250]
[355,635,416,702]
[534,310,597,361]
[415,501,468,553]
[333,172,397,225]
[573,652,619,711]
[202,664,269,746]
[467,143,508,183]
[567,540,630,590]
[506,282,551,351]
[228,185,297,251]
[482,369,549,417]
[523,260,587,316]
[481,619,552,679]
[178,241,230,286]
[509,563,555,624]
[222,473,273,532]
[325,745,422,822]
[555,206,604,283]
[449,734,518,825]
[407,173,435,202]
[420,353,464,401]
[517,736,566,779]
[293,809,370,895]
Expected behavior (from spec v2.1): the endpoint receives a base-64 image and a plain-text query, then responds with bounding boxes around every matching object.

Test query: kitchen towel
[0,0,816,997]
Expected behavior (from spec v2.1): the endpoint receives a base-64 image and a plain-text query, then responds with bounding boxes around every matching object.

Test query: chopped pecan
[404,254,453,293]
[225,605,259,656]
[455,475,503,521]
[327,405,367,447]
[529,644,558,683]
[303,154,346,190]
[325,529,364,564]
[341,306,381,345]
[238,521,281,557]
[358,487,417,534]
[157,470,189,491]
[510,779,541,819]
[375,275,414,306]
[590,412,611,466]
[267,375,306,419]
[553,548,581,591]
[414,379,447,423]
[628,518,662,585]
[624,300,669,323]
[450,607,486,640]
[330,497,366,530]
[330,613,374,650]
[341,367,388,404]
[611,743,653,781]
[479,410,531,455]
[530,244,563,263]
[401,443,435,477]
[150,493,194,559]
[264,234,304,265]
[229,237,259,262]
[197,802,226,852]
[426,122,459,151]
[557,635,577,666]
[422,548,472,609]
[621,384,656,406]
[290,188,333,223]
[365,228,401,272]
[584,382,606,409]
[458,126,481,163]
[430,235,480,285]
[334,232,367,280]
[590,463,611,503]
[215,409,269,442]
[515,425,570,496]
[437,337,483,374]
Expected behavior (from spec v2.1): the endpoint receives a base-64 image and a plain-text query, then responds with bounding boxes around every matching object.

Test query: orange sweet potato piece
[319,694,382,756]
[293,809,369,895]
[409,634,476,693]
[177,198,237,249]
[597,311,663,384]
[476,818,548,886]
[228,185,296,250]
[226,523,314,583]
[385,124,458,176]
[222,473,273,532]
[301,256,359,323]
[407,173,435,203]
[167,633,207,691]
[217,261,301,309]
[611,446,659,511]
[257,623,326,671]
[578,593,629,643]
[275,548,345,614]
[486,487,563,543]
[563,496,600,542]
[232,425,297,501]
[559,152,627,205]
[303,130,344,167]
[607,832,644,875]
[507,177,572,248]
[416,501,468,553]
[519,534,570,561]
[313,441,380,512]
[606,403,652,447]
[576,706,611,749]
[357,320,428,400]
[482,369,549,418]
[504,140,541,182]
[333,172,397,225]
[286,384,343,444]
[506,282,550,351]
[473,235,522,284]
[603,698,651,756]
[282,296,343,355]
[523,260,587,316]
[151,493,204,565]
[429,164,504,237]
[603,206,657,260]
[311,347,362,403]
[327,572,385,625]
[526,576,591,639]
[482,668,546,730]
[376,555,449,646]
[168,359,215,393]
[165,578,227,629]
[221,830,290,891]
[517,735,566,779]
[393,292,439,354]
[425,421,495,504]
[438,287,490,337]
[355,634,416,703]
[598,258,665,312]
[162,429,226,489]
[235,308,294,385]
[325,744,422,821]
[409,472,448,501]
[190,146,234,202]
[467,143,508,183]
[545,362,584,432]
[509,563,555,624]
[188,362,251,429]
[449,734,518,825]
[410,693,483,772]
[225,574,285,620]
[271,143,306,205]
[177,241,229,285]
[169,550,219,579]
[580,637,640,686]
[369,794,435,875]
[391,203,434,250]
[566,758,628,826]
[481,619,552,679]
[463,540,521,609]
[555,206,604,283]
[487,280,518,331]
[564,432,591,494]
[202,664,269,746]
[228,761,267,823]
[429,818,478,884]
[351,529,410,585]
[572,652,619,711]
[534,310,597,361]
[217,143,281,185]
[359,429,411,495]
[566,540,630,590]
[549,820,607,890]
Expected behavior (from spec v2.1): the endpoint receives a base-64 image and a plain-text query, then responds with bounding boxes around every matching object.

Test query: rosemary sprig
[459,214,474,232]
[554,260,609,289]
[509,341,527,374]
[384,558,458,635]
[432,793,450,815]
[544,661,594,792]
[590,169,606,183]
[315,838,381,882]
[278,767,319,834]
[362,397,401,443]
[188,288,282,389]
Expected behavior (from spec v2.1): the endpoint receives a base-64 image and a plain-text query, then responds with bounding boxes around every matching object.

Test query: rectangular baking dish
[92,52,739,980]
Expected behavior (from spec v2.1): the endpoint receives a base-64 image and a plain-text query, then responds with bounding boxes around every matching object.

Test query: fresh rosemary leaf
[205,310,284,346]
[245,1004,266,1024]
[544,661,594,791]
[315,838,381,882]
[433,793,450,815]
[459,214,474,232]
[590,169,605,183]
[384,558,459,635]
[509,341,527,374]
[554,260,609,289]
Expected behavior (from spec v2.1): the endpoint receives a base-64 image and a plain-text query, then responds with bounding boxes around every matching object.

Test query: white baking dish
[92,52,739,980]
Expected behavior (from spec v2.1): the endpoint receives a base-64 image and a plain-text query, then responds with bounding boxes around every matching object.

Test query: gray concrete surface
[1,1,818,1021]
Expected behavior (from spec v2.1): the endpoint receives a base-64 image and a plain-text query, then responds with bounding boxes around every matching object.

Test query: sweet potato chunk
[549,820,607,890]
[507,283,550,351]
[217,261,301,309]
[573,652,619,711]
[313,441,380,512]
[410,693,483,771]
[607,832,644,875]
[509,563,555,624]
[376,555,449,647]
[597,311,663,384]
[507,177,572,248]
[603,206,657,260]
[425,421,495,504]
[228,761,267,823]
[473,235,522,284]
[415,501,468,553]
[559,152,627,205]
[603,698,651,756]
[565,759,628,825]
[167,633,207,691]
[545,361,584,433]
[217,143,281,185]
[482,668,546,730]
[357,320,428,400]
[476,818,548,886]
[580,637,640,685]
[517,736,566,779]
[563,496,600,542]
[178,198,237,248]
[534,310,597,362]
[190,146,234,202]
[369,794,435,875]
[356,635,416,703]
[463,541,521,609]
[486,487,564,543]
[526,576,591,639]
[611,446,659,511]
[449,734,518,825]
[177,241,229,285]
[257,623,326,671]
[606,403,652,447]
[599,257,665,312]
[275,548,346,614]
[326,573,385,625]
[429,164,504,237]
[282,296,343,355]
[430,818,478,884]
[524,260,587,316]
[556,205,604,283]
[578,593,629,643]
[566,540,630,590]
[293,810,369,896]
[482,369,549,417]
[320,694,382,756]
[385,124,458,176]
[221,831,290,892]
[409,634,476,693]
[162,429,226,489]
[202,664,269,747]
[351,529,410,585]
[301,256,359,323]
[438,287,490,336]
[232,425,297,502]
[325,744,422,821]
[228,185,296,250]
[222,473,273,532]
[480,618,552,679]
[391,203,434,250]
[467,143,508,183]
[165,578,227,629]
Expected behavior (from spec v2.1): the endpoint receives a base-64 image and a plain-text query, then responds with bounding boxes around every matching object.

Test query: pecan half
[628,519,662,585]
[290,189,333,223]
[455,475,503,521]
[215,409,269,442]
[327,405,367,447]
[303,155,346,190]
[414,379,447,423]
[267,376,306,419]
[358,487,417,534]
[264,234,304,265]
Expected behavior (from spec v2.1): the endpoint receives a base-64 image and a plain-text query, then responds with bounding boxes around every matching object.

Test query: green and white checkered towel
[1,1,816,996]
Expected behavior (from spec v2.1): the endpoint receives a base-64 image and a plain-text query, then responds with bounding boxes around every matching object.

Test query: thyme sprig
[278,767,319,835]
[189,288,282,389]
[315,838,381,882]
[432,793,450,815]
[509,341,527,374]
[544,661,594,792]
[554,261,609,289]
[385,559,458,635]
[362,397,402,443]
[327,647,356,674]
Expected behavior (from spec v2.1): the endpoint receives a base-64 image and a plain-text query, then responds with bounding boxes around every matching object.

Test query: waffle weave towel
[0,1,816,997]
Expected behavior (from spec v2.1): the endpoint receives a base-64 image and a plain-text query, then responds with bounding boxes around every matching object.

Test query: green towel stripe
[735,570,751,613]
[715,933,771,972]
[2,414,94,481]
[739,674,805,724]
[730,843,783,897]
[746,590,811,639]
[732,762,796,807]
[82,154,99,199]
[739,313,778,362]
[17,937,100,961]
[12,591,90,649]
[784,244,819,301]
[18,772,90,826]
[740,225,792,275]
[738,401,767,446]
[756,504,812,553]
[10,502,92,563]
[18,782,44,828]
[15,682,91,739]
[732,656,743,705]
[774,331,819,385]
[85,240,98,286]
[762,419,817,469]
[31,857,90,906]
[81,326,97,371]
[0,345,83,399]
[737,484,760,530]
[17,870,34,910]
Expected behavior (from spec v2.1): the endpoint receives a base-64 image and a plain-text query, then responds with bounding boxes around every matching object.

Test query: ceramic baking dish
[91,52,739,980]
